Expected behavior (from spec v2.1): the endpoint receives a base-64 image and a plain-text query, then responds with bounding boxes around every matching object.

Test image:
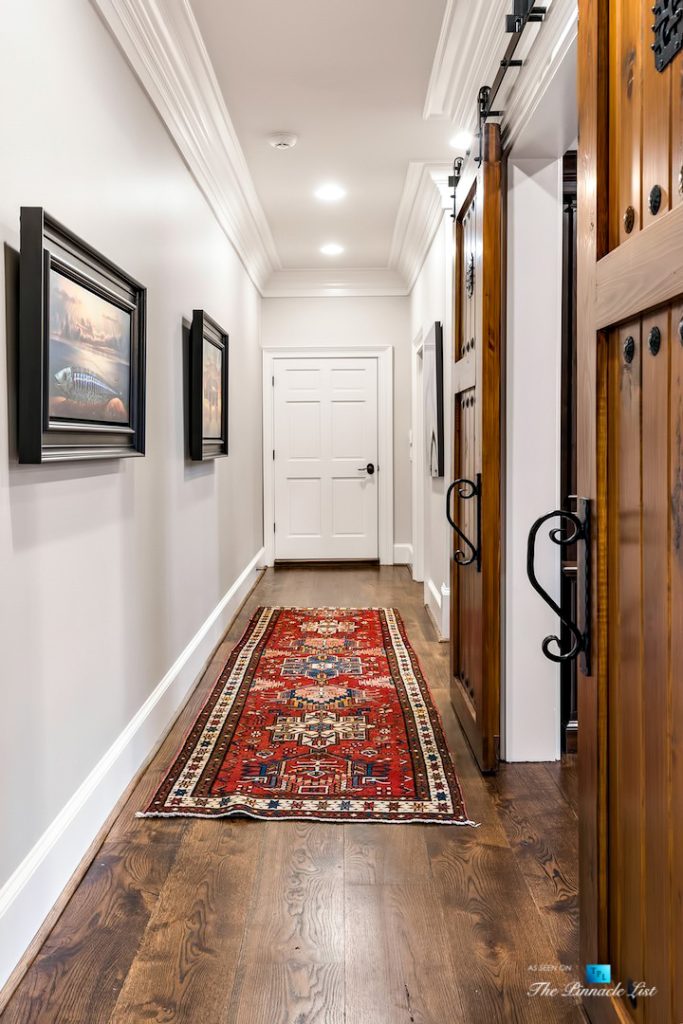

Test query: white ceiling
[190,0,452,272]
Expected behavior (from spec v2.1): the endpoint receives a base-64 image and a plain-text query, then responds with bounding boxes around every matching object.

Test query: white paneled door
[273,357,379,560]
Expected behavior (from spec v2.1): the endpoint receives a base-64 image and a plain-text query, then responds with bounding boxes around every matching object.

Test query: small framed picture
[189,310,228,460]
[18,208,146,462]
[424,320,445,477]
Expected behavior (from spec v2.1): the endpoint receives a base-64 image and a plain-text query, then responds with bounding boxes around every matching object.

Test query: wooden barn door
[448,122,502,773]
[579,1,683,1020]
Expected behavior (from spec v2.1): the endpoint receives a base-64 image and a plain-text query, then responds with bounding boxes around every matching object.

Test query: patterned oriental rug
[141,607,476,826]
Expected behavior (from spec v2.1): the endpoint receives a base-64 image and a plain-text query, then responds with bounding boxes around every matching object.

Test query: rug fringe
[135,809,480,826]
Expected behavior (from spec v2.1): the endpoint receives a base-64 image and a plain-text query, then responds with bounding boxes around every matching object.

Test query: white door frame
[262,347,394,567]
[410,330,425,583]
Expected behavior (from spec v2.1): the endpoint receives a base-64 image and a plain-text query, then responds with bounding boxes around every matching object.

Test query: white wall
[0,0,264,987]
[504,158,563,761]
[261,296,411,550]
[409,212,453,637]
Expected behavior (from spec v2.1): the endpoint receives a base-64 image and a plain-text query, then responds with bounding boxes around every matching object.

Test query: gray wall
[0,0,263,891]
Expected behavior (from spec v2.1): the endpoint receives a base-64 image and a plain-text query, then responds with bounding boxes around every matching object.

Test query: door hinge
[273,522,276,533]
[272,449,275,460]
[272,375,275,386]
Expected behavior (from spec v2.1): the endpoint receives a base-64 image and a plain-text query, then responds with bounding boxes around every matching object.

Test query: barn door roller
[526,497,592,675]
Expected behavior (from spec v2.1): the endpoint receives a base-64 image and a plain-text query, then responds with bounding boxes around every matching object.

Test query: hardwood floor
[1,566,584,1024]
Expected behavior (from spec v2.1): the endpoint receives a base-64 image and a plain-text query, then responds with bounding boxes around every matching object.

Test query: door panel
[273,357,379,560]
[449,122,502,773]
[579,1,683,1021]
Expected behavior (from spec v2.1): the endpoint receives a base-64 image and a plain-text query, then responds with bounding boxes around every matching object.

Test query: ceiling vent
[268,132,298,150]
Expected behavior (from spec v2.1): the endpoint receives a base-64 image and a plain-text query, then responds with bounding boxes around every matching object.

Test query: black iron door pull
[446,474,481,571]
[526,498,591,675]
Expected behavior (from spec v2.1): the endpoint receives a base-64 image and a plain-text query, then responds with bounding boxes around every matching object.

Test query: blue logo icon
[585,964,611,984]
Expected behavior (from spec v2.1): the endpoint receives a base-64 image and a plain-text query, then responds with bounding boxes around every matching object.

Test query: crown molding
[91,0,280,293]
[424,0,509,129]
[389,162,452,293]
[502,0,578,148]
[262,268,408,298]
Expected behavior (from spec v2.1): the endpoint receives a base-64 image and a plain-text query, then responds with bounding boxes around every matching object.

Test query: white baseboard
[393,543,413,565]
[440,583,450,640]
[425,577,450,641]
[0,547,265,993]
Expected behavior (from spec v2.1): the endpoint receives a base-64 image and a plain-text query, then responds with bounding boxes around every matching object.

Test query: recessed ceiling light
[449,131,473,151]
[268,132,298,150]
[314,183,346,202]
[320,243,344,256]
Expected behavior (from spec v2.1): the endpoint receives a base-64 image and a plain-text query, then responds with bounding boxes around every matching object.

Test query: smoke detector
[269,132,298,150]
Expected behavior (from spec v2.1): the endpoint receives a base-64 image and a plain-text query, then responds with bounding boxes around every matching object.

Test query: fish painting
[54,366,120,406]
[48,268,131,424]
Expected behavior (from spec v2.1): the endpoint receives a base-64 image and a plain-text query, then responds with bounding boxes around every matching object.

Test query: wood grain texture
[580,2,683,1021]
[0,567,582,1024]
[449,122,502,774]
[595,203,683,330]
[577,0,611,993]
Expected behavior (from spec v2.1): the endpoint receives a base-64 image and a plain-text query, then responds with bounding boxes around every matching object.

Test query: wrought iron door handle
[526,498,591,675]
[446,474,481,572]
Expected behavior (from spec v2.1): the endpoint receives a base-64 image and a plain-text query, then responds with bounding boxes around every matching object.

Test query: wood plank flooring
[1,566,584,1024]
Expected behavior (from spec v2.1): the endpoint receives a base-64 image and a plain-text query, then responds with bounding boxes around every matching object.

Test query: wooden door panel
[672,61,683,209]
[642,20,671,228]
[579,1,683,1020]
[449,123,502,773]
[641,309,671,1023]
[607,320,644,1021]
[672,299,683,1024]
[610,0,642,246]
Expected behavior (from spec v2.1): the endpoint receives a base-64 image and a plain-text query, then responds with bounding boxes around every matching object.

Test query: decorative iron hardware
[466,252,475,297]
[679,164,683,196]
[624,335,636,364]
[506,0,546,33]
[623,205,635,233]
[449,156,464,221]
[679,316,683,344]
[652,0,683,71]
[526,498,592,675]
[446,474,482,572]
[471,4,545,167]
[648,325,662,355]
[649,183,662,214]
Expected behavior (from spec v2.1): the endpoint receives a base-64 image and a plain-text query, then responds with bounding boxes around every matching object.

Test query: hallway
[1,568,581,1024]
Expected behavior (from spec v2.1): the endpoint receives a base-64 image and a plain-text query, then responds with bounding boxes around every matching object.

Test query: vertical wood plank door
[449,123,503,773]
[578,1,683,1021]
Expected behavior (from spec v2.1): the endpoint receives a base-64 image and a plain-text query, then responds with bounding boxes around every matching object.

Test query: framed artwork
[189,310,229,460]
[18,208,146,462]
[424,320,445,477]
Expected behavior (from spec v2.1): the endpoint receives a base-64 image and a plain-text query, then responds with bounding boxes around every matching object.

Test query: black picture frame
[189,310,229,461]
[18,207,146,463]
[424,320,445,477]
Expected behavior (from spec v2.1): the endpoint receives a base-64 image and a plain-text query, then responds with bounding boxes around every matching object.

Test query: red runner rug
[141,607,475,825]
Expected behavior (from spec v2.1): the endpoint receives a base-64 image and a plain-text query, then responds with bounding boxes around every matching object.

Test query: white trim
[440,583,451,640]
[393,543,413,566]
[390,163,452,293]
[503,0,578,149]
[91,0,279,292]
[410,330,425,583]
[0,547,264,992]
[425,577,443,626]
[423,0,508,125]
[262,348,394,567]
[263,267,408,298]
